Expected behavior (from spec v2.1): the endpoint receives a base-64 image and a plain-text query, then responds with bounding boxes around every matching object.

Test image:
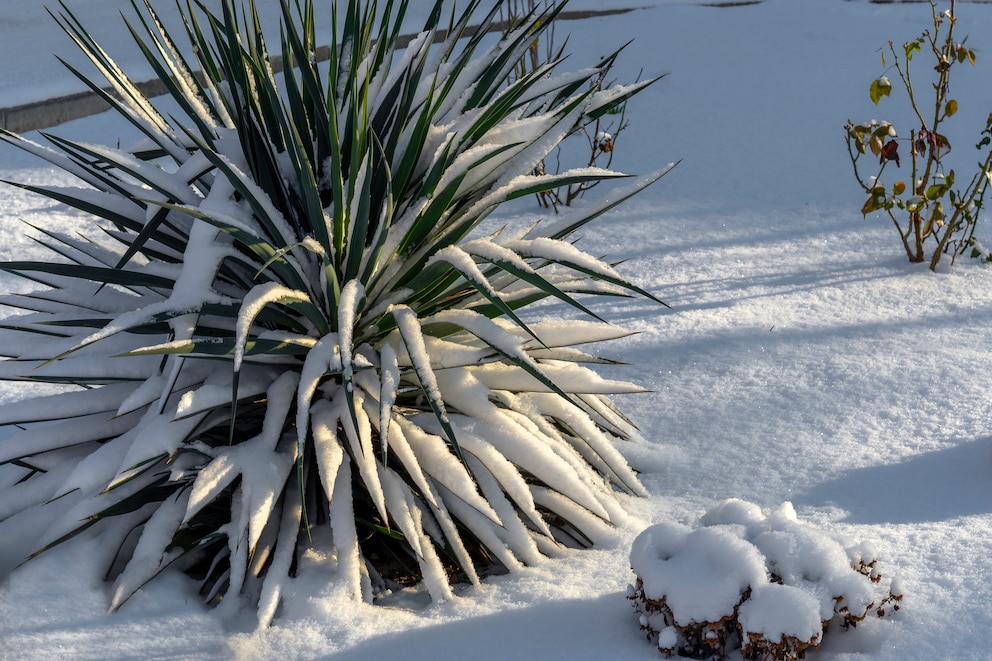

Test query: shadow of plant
[797,438,992,524]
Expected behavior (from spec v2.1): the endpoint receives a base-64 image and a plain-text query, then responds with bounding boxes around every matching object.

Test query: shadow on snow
[796,437,992,524]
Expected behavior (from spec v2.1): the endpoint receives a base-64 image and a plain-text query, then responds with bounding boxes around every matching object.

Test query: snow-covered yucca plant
[0,0,671,625]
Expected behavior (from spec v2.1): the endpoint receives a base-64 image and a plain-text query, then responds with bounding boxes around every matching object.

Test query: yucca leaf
[119,336,313,359]
[463,67,579,148]
[390,305,462,462]
[0,261,174,290]
[50,3,181,160]
[116,186,209,272]
[178,3,232,127]
[336,279,366,474]
[508,237,668,306]
[386,72,439,205]
[398,172,468,256]
[279,94,329,262]
[461,239,604,321]
[150,199,313,297]
[108,488,191,611]
[343,149,375,283]
[425,245,544,343]
[180,128,300,243]
[280,26,317,167]
[357,132,397,286]
[235,282,313,369]
[5,183,189,263]
[55,55,189,160]
[465,1,556,110]
[586,76,663,122]
[376,342,401,462]
[0,130,133,204]
[123,1,222,141]
[38,134,198,205]
[0,321,74,339]
[325,109,348,265]
[420,308,579,407]
[505,170,632,201]
[21,518,100,569]
[532,164,678,240]
[39,317,170,333]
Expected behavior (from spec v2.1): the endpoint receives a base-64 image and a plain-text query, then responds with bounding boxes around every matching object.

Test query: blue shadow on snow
[795,438,992,524]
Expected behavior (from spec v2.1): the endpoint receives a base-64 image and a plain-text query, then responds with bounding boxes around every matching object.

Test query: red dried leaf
[879,139,900,167]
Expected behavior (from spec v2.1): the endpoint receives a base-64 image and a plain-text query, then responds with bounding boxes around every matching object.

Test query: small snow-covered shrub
[628,500,902,660]
[0,0,672,626]
[845,0,992,270]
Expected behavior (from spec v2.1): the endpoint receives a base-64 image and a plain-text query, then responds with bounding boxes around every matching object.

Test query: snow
[629,499,901,656]
[630,521,769,624]
[738,583,823,645]
[2,0,992,660]
[236,282,311,369]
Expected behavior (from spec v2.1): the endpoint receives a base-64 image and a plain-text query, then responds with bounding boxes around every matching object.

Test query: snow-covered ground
[2,0,992,659]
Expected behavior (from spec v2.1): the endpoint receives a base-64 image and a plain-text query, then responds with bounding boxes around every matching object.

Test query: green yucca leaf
[234,282,313,369]
[505,170,632,201]
[336,279,365,471]
[357,134,396,286]
[464,70,578,148]
[56,54,187,158]
[461,239,604,321]
[22,519,100,566]
[391,304,463,462]
[420,309,576,401]
[37,134,195,205]
[0,130,121,201]
[424,245,542,343]
[124,1,223,139]
[116,195,199,271]
[153,199,314,296]
[0,261,174,290]
[342,150,375,283]
[279,98,328,255]
[178,4,229,122]
[176,130,297,244]
[399,171,470,255]
[40,317,169,332]
[6,184,190,265]
[279,30,317,166]
[0,321,74,339]
[2,182,139,232]
[50,3,180,160]
[465,1,549,109]
[120,337,314,359]
[532,163,679,241]
[512,238,667,306]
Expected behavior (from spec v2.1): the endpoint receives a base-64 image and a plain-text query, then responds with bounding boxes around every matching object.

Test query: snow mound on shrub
[628,499,902,659]
[737,583,822,646]
[630,521,767,625]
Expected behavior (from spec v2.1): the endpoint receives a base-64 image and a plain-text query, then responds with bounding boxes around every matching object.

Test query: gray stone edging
[0,7,639,134]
